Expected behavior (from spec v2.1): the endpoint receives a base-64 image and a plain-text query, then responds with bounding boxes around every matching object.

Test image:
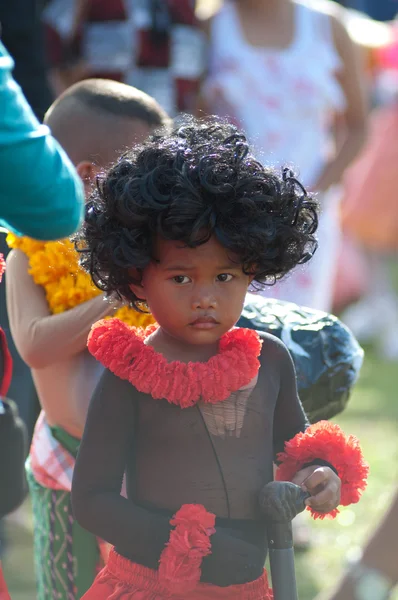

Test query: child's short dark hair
[46,78,170,130]
[77,117,318,308]
[45,79,171,165]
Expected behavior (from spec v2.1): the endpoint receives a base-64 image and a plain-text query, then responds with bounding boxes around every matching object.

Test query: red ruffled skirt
[82,549,273,600]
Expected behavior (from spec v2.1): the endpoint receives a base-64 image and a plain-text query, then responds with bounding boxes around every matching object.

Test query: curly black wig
[75,117,319,309]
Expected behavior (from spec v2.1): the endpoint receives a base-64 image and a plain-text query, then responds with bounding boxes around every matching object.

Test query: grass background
[3,345,397,599]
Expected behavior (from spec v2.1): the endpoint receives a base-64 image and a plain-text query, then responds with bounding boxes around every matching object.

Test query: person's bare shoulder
[295,0,349,52]
[295,0,342,19]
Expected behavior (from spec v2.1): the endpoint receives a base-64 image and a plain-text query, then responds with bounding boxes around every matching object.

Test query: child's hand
[292,465,341,513]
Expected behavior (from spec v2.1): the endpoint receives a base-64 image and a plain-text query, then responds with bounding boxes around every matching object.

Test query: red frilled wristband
[158,504,216,594]
[276,421,369,520]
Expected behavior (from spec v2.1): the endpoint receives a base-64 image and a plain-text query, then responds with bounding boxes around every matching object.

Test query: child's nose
[192,286,217,309]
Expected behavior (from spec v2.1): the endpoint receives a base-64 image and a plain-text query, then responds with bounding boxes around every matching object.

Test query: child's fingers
[291,465,316,487]
[306,485,341,511]
[301,467,329,492]
[306,488,333,507]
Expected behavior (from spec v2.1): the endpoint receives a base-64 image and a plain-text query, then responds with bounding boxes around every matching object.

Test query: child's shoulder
[252,331,296,383]
[6,247,30,276]
[255,330,291,366]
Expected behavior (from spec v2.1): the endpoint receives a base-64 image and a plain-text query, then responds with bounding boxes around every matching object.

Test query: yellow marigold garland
[6,234,155,328]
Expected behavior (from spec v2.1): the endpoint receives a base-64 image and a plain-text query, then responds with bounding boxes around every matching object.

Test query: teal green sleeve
[0,42,84,240]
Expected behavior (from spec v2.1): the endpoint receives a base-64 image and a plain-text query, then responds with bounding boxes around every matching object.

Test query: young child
[72,118,368,599]
[6,79,169,599]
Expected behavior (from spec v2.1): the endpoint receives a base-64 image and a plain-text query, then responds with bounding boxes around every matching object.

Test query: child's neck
[236,0,295,50]
[145,327,220,364]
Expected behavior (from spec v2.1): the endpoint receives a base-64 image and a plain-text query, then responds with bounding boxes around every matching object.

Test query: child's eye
[173,275,191,284]
[216,273,233,282]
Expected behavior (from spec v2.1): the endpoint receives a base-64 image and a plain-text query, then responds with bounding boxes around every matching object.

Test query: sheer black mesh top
[72,332,310,586]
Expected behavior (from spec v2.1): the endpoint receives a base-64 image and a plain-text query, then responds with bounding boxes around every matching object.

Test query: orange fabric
[0,564,11,600]
[342,105,398,252]
[82,549,273,600]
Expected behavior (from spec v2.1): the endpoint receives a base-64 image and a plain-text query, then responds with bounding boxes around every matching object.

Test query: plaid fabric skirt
[27,459,101,599]
[82,549,273,600]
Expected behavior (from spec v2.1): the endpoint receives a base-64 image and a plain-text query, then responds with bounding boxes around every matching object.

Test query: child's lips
[189,316,220,329]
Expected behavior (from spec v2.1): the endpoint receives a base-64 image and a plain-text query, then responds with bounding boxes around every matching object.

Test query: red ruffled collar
[88,319,262,408]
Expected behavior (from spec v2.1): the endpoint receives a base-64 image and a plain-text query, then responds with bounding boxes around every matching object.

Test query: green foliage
[296,348,398,599]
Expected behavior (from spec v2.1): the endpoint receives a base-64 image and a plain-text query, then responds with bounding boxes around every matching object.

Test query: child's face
[133,236,252,346]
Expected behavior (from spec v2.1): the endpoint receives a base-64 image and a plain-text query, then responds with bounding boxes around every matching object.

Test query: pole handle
[259,481,310,524]
[260,482,309,600]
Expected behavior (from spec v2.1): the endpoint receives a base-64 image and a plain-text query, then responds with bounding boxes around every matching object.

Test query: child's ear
[76,161,101,197]
[129,282,146,301]
[128,268,146,300]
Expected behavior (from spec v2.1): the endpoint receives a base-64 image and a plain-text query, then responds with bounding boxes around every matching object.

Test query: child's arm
[271,338,367,518]
[6,250,115,369]
[272,341,341,515]
[72,369,266,586]
[271,337,310,456]
[72,369,172,563]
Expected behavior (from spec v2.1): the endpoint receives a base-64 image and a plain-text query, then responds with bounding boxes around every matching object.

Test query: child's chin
[185,325,228,343]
